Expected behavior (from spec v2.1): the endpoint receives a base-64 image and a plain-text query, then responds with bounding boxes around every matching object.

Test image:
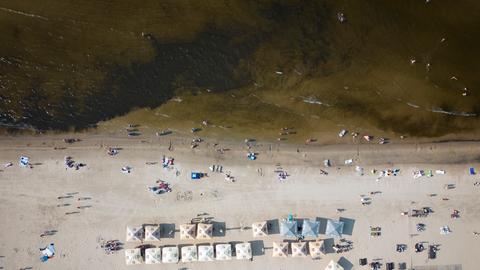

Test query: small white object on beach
[275,71,283,75]
[363,135,373,142]
[121,166,132,174]
[345,159,353,165]
[339,130,347,138]
[440,226,451,235]
[324,159,331,167]
[356,166,364,175]
[435,170,446,175]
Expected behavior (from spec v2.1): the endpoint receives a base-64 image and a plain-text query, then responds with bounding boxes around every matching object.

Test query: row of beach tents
[125,243,252,265]
[126,219,344,242]
[125,241,344,267]
[126,223,214,242]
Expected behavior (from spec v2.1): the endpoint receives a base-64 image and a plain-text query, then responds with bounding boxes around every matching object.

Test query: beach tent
[215,243,232,261]
[126,226,144,242]
[198,245,214,262]
[325,220,344,238]
[280,220,298,238]
[197,223,213,239]
[252,221,268,237]
[325,259,344,270]
[235,243,252,260]
[144,225,161,241]
[162,246,179,263]
[308,240,324,259]
[291,242,308,258]
[301,219,320,238]
[181,245,198,262]
[180,224,196,240]
[125,248,143,265]
[144,248,161,264]
[272,242,289,258]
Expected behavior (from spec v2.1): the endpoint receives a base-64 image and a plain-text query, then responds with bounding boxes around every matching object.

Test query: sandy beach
[0,134,479,270]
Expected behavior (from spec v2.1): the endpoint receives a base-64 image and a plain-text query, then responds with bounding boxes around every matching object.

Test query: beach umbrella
[308,240,324,259]
[252,221,268,237]
[235,243,252,260]
[301,219,320,238]
[272,242,289,258]
[291,242,308,258]
[215,244,232,261]
[126,226,144,242]
[161,246,179,263]
[198,245,214,262]
[280,220,298,238]
[196,223,213,239]
[144,225,161,241]
[125,248,143,265]
[325,259,344,270]
[144,248,161,264]
[180,224,196,240]
[325,220,344,238]
[181,245,198,262]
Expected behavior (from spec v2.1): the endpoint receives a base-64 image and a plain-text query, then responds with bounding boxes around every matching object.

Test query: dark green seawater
[1,1,480,139]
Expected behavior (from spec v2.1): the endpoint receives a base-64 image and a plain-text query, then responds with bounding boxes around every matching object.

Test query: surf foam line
[429,108,477,117]
[0,6,48,21]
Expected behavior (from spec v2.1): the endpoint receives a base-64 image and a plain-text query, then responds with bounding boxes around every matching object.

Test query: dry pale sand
[0,134,479,270]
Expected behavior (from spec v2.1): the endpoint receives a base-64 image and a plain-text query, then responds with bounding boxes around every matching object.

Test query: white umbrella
[252,221,268,237]
[162,246,179,263]
[198,245,214,262]
[181,245,198,262]
[180,224,196,240]
[325,260,344,270]
[235,243,252,260]
[308,240,324,259]
[197,223,213,239]
[144,225,161,241]
[291,242,307,257]
[272,242,288,258]
[125,248,143,265]
[126,226,144,242]
[215,243,232,261]
[144,248,161,264]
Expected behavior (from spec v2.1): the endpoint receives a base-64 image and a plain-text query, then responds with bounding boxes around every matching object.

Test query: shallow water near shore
[1,1,480,140]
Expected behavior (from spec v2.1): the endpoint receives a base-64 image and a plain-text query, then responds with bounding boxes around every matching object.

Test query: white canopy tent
[252,221,268,237]
[291,242,308,258]
[301,219,320,238]
[144,225,161,241]
[181,245,198,262]
[308,240,324,259]
[144,248,161,264]
[125,248,143,265]
[162,246,179,263]
[325,220,344,238]
[235,243,252,260]
[198,245,215,262]
[325,260,344,270]
[180,224,196,240]
[215,243,232,261]
[272,242,289,258]
[126,226,144,242]
[197,223,213,239]
[280,220,298,238]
